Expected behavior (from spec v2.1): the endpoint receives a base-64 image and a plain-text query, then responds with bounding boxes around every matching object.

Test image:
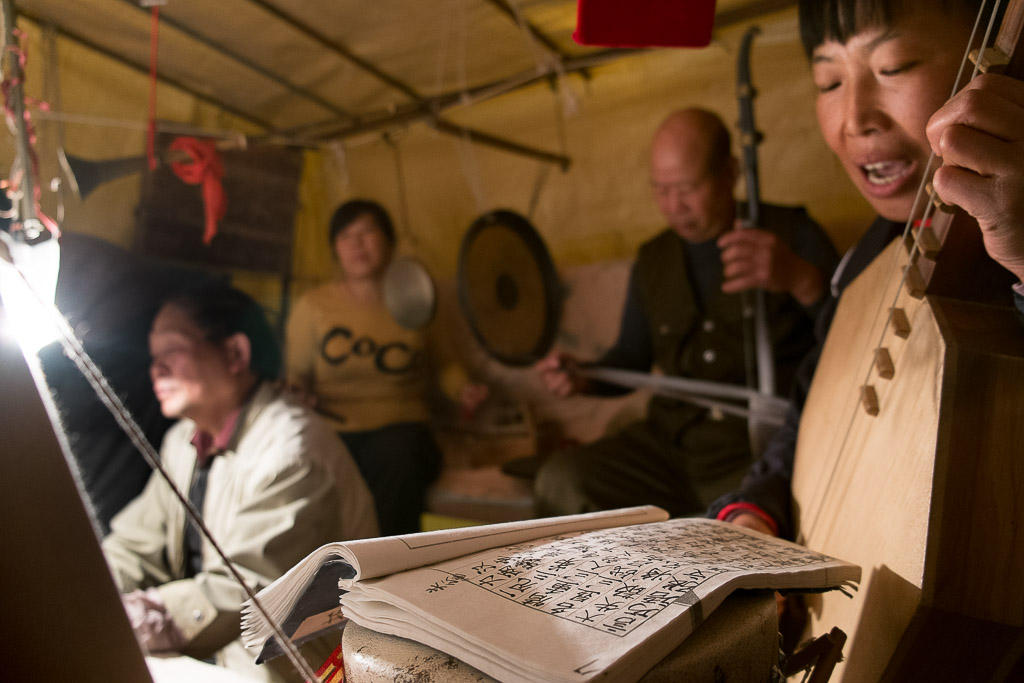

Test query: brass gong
[456,210,561,366]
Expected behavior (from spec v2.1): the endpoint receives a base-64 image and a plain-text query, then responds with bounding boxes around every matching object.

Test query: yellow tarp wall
[1,9,873,320]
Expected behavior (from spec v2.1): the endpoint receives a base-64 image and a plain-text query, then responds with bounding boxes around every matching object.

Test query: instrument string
[0,258,322,682]
[802,0,1003,540]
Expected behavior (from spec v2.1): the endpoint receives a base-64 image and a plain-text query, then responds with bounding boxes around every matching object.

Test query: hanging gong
[383,254,436,330]
[457,209,561,366]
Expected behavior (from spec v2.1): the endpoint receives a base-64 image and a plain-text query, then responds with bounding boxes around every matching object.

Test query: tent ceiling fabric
[13,0,794,150]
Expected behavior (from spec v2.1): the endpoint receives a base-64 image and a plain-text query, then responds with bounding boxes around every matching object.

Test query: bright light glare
[0,233,61,355]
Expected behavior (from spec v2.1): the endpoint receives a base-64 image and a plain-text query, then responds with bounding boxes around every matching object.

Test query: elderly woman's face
[333,214,392,280]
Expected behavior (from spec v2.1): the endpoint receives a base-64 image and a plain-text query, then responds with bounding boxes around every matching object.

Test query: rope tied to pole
[1,28,59,238]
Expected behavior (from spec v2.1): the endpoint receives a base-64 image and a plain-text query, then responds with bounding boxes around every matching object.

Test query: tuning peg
[969,46,1010,74]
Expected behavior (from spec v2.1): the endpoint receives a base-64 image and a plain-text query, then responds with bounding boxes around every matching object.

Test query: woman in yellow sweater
[286,200,486,535]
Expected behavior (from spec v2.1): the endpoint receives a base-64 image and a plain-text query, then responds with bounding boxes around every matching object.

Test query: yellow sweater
[285,282,432,431]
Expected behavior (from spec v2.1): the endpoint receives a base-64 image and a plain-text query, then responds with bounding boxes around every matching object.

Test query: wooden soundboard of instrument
[791,4,1024,680]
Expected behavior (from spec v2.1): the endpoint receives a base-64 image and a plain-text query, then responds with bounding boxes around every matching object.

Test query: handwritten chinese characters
[424,519,833,637]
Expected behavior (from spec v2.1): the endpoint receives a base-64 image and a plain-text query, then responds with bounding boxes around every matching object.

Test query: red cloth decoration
[574,0,717,48]
[169,136,227,246]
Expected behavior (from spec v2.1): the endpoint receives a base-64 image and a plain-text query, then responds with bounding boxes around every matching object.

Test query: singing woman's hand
[928,72,1024,282]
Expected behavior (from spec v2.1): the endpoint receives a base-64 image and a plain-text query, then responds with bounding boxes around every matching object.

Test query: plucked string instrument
[790,1,1024,680]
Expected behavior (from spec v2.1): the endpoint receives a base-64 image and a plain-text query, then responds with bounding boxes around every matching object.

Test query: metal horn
[57,140,236,199]
[57,146,151,199]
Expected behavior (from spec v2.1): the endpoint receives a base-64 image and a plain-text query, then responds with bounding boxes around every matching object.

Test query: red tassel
[574,0,717,48]
[169,137,227,246]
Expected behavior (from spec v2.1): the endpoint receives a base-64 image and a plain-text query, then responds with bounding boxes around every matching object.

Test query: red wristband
[717,502,779,536]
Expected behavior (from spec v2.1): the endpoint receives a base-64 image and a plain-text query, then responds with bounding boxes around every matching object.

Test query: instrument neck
[903,0,1024,302]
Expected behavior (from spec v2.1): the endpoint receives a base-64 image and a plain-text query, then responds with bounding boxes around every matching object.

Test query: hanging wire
[527,162,549,220]
[40,25,66,226]
[2,26,58,238]
[525,61,573,220]
[437,0,485,211]
[456,0,469,98]
[549,76,570,159]
[40,27,64,152]
[384,132,417,246]
[433,0,456,95]
[507,0,568,91]
[507,0,577,119]
[454,130,488,213]
[29,109,270,149]
[328,140,350,192]
[145,3,160,171]
[507,0,550,71]
[448,0,489,216]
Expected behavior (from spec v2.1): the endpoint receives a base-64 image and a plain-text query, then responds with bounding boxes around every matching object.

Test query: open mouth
[153,385,174,401]
[861,160,913,187]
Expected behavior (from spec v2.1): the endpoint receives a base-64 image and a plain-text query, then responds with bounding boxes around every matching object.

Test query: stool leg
[781,627,848,683]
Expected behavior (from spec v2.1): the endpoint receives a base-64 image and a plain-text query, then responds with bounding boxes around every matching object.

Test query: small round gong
[383,255,436,330]
[456,210,561,366]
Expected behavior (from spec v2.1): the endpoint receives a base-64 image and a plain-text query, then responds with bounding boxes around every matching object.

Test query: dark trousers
[340,422,443,536]
[532,419,750,519]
